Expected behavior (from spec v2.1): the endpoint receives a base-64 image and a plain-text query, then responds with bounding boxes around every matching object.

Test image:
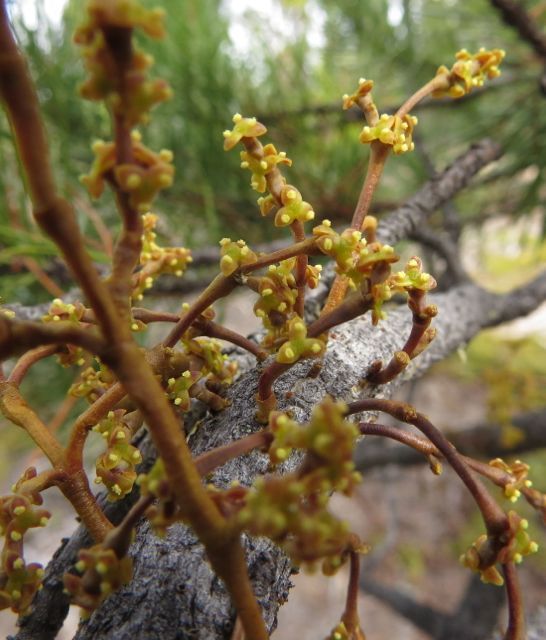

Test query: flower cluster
[235,398,362,571]
[137,459,180,536]
[460,511,538,585]
[180,321,238,388]
[74,0,171,125]
[222,113,267,151]
[64,543,133,618]
[219,238,258,276]
[132,213,192,300]
[276,316,325,365]
[165,370,201,411]
[489,458,533,503]
[273,186,315,228]
[69,360,115,403]
[433,48,505,99]
[327,621,366,640]
[0,468,49,613]
[359,113,418,154]
[240,143,292,193]
[42,298,87,366]
[313,220,436,324]
[268,397,361,494]
[342,77,374,111]
[253,259,298,348]
[81,132,175,214]
[93,410,142,501]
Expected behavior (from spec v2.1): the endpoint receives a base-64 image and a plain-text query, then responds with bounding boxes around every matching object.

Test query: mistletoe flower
[388,256,437,294]
[64,544,133,618]
[460,511,538,585]
[81,133,175,213]
[219,238,258,276]
[327,621,366,640]
[166,370,202,411]
[342,77,374,110]
[137,459,180,536]
[0,468,50,613]
[223,114,267,151]
[489,458,532,503]
[276,316,325,364]
[240,143,292,193]
[274,185,315,227]
[433,48,505,99]
[360,113,418,154]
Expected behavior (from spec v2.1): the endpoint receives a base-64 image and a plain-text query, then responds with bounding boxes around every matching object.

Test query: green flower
[223,114,267,151]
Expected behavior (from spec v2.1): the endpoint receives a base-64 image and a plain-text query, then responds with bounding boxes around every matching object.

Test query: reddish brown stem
[8,345,58,386]
[194,430,272,478]
[291,220,308,318]
[257,290,373,404]
[348,399,507,535]
[503,562,525,640]
[66,382,127,470]
[341,550,362,632]
[162,274,238,348]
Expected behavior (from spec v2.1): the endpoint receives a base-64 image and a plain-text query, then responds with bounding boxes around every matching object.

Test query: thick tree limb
[13,267,546,640]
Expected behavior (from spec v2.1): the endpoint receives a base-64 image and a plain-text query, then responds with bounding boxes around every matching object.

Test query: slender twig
[0,315,104,361]
[503,562,526,640]
[8,345,58,386]
[347,399,507,535]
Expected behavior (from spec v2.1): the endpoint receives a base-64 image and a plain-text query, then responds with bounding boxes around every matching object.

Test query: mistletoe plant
[0,1,542,638]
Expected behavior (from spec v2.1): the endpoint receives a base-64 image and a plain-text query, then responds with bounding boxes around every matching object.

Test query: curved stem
[348,398,507,534]
[322,142,390,315]
[0,382,65,467]
[66,382,127,470]
[503,562,525,640]
[163,274,237,348]
[8,345,58,386]
[395,76,447,119]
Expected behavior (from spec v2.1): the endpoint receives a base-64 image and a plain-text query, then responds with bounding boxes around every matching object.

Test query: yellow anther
[126,174,142,189]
